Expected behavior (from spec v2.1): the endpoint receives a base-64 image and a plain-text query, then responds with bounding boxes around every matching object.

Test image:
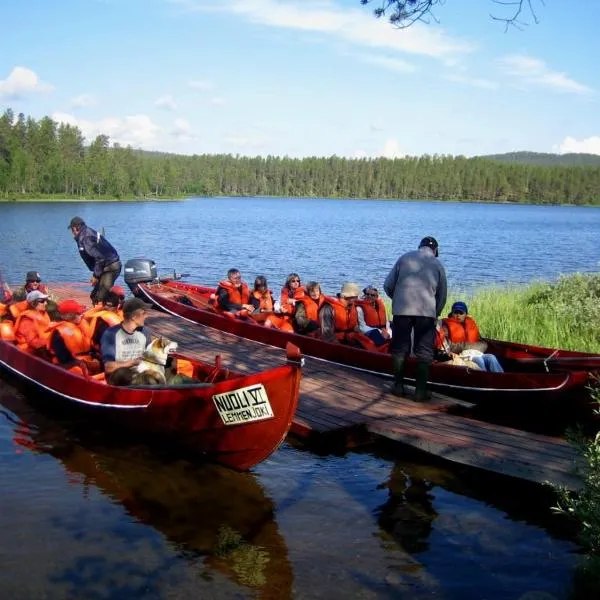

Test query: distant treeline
[1,109,600,204]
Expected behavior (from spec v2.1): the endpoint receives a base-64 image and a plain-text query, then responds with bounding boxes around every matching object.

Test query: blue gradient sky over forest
[1,0,598,158]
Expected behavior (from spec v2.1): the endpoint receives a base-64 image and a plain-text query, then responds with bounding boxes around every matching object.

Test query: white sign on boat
[212,384,274,425]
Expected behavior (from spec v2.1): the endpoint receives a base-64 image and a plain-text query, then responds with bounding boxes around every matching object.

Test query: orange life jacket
[9,300,29,320]
[0,320,15,342]
[0,303,7,318]
[46,321,91,362]
[323,296,359,334]
[443,316,480,344]
[296,294,326,322]
[252,289,274,312]
[280,286,306,315]
[355,298,387,328]
[86,309,123,347]
[14,310,52,351]
[217,280,250,308]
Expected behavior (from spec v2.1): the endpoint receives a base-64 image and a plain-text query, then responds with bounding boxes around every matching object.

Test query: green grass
[444,274,600,353]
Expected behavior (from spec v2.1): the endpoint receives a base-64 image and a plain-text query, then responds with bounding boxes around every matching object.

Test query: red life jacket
[252,289,274,312]
[296,294,326,322]
[355,298,387,328]
[322,296,358,334]
[46,321,91,362]
[9,300,29,320]
[280,285,305,315]
[443,316,480,344]
[217,280,250,307]
[0,320,15,342]
[14,310,51,351]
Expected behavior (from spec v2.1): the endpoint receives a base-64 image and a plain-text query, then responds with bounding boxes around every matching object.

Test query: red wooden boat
[123,260,592,408]
[0,337,302,471]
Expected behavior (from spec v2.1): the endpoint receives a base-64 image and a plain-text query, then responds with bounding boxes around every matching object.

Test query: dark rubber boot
[414,361,432,402]
[389,355,406,397]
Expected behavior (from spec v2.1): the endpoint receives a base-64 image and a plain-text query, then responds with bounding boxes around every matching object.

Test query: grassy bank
[0,194,187,202]
[445,273,600,352]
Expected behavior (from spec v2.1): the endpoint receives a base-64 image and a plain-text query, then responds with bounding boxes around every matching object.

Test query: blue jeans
[472,354,504,372]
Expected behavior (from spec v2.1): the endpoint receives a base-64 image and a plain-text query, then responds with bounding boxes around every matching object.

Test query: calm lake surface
[1,197,597,599]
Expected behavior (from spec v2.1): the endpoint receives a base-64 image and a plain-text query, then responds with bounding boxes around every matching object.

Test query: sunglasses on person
[290,278,300,283]
[35,299,48,305]
[365,292,378,298]
[453,310,466,316]
[29,279,41,284]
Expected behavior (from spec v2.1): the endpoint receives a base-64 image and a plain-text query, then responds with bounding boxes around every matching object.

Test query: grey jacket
[383,247,447,318]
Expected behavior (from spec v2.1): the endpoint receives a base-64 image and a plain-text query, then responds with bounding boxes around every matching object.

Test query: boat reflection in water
[2,387,293,599]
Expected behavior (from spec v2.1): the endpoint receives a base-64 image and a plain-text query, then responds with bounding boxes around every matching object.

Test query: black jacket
[75,225,120,277]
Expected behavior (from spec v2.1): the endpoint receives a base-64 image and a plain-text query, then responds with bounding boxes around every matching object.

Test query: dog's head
[144,336,178,363]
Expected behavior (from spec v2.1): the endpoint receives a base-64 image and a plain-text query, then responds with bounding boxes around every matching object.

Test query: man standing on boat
[68,217,121,305]
[384,236,447,402]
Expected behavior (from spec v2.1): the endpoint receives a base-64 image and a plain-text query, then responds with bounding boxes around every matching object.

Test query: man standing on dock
[68,217,121,305]
[384,236,447,402]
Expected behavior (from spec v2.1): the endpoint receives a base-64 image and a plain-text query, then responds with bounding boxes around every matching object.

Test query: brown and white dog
[134,336,178,385]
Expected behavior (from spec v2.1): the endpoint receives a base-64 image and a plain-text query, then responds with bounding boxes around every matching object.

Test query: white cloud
[0,66,53,98]
[171,117,195,140]
[382,138,405,158]
[444,73,498,90]
[208,96,226,106]
[171,0,473,60]
[188,79,213,91]
[70,93,96,108]
[498,54,592,94]
[52,112,161,147]
[359,54,415,74]
[556,136,600,155]
[155,94,178,110]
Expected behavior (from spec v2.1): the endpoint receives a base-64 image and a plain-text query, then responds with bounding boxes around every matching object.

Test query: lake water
[0,197,597,599]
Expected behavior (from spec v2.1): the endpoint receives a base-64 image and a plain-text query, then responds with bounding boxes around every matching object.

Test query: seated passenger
[12,271,50,302]
[319,283,375,349]
[279,273,305,315]
[293,281,325,335]
[439,301,504,372]
[355,286,392,347]
[46,299,94,371]
[250,276,294,331]
[100,298,152,381]
[215,269,255,317]
[14,290,52,354]
[86,291,124,351]
[0,269,12,304]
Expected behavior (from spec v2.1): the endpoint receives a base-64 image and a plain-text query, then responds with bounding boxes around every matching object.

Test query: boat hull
[133,280,591,407]
[0,339,301,471]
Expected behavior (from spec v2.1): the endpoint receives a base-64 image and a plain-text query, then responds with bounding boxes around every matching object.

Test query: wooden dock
[40,285,583,490]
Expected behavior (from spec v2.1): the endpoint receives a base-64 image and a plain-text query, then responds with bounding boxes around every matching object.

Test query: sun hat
[57,299,86,315]
[340,282,361,298]
[451,301,468,314]
[26,290,49,304]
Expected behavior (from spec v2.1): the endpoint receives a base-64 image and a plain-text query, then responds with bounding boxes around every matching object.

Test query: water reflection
[0,385,292,600]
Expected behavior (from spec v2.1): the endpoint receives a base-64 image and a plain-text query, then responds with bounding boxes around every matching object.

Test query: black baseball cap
[123,297,152,317]
[419,236,439,253]
[26,271,41,282]
[68,216,86,229]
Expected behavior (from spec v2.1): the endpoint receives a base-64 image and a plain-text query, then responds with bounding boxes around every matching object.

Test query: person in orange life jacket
[249,276,294,331]
[0,268,12,304]
[319,282,373,348]
[384,236,447,401]
[47,299,91,366]
[293,281,325,335]
[14,290,52,354]
[356,286,392,347]
[216,268,255,316]
[11,271,50,302]
[68,216,121,305]
[440,302,504,373]
[279,273,305,315]
[87,291,124,351]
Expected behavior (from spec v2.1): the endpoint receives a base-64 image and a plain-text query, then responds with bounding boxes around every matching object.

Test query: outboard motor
[124,259,158,296]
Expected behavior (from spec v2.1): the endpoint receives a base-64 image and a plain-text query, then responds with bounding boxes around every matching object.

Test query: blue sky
[1,0,598,158]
